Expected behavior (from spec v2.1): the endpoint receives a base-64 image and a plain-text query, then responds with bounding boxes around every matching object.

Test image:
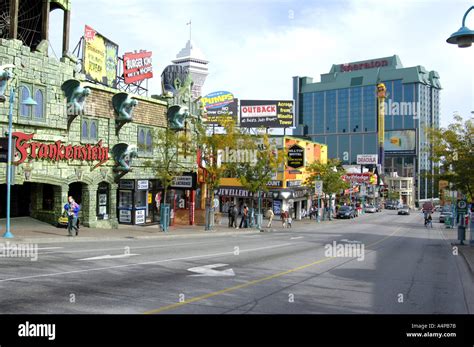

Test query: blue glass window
[90,120,98,140]
[362,86,376,132]
[20,86,31,118]
[351,135,363,164]
[393,80,403,129]
[364,133,377,156]
[146,130,153,152]
[327,136,338,159]
[82,120,89,140]
[338,135,350,164]
[34,89,44,119]
[326,90,336,134]
[338,89,349,134]
[314,92,325,134]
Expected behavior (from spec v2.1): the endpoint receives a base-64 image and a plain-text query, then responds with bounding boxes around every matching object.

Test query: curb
[6,229,261,244]
[458,245,474,274]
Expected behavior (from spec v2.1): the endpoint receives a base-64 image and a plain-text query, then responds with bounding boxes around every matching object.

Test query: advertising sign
[119,209,132,223]
[287,144,304,169]
[171,176,193,188]
[384,130,416,155]
[266,180,283,188]
[356,154,378,165]
[135,209,146,224]
[201,91,238,125]
[287,180,302,187]
[240,100,294,128]
[342,173,373,184]
[273,200,282,215]
[123,51,153,84]
[315,180,323,195]
[83,25,119,87]
[137,180,149,190]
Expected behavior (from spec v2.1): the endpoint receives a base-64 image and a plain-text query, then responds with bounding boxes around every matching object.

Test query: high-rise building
[293,55,441,202]
[172,40,209,99]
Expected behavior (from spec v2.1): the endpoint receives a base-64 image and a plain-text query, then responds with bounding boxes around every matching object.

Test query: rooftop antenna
[186,19,192,46]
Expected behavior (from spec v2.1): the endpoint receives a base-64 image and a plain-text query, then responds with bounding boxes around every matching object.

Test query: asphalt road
[1,210,473,314]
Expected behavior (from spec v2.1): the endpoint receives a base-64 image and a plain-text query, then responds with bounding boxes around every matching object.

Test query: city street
[1,210,473,314]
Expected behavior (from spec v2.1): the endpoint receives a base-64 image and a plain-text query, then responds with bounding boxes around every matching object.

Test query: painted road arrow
[187,263,235,277]
[79,254,139,261]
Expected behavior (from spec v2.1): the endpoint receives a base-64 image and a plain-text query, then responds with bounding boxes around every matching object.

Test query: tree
[233,133,285,226]
[195,120,240,229]
[304,158,350,213]
[426,114,474,200]
[145,127,197,229]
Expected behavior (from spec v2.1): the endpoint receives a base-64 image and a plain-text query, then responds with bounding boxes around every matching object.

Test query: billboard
[123,51,153,84]
[83,25,119,87]
[287,144,304,169]
[240,100,294,128]
[356,154,378,165]
[384,130,416,155]
[201,91,238,125]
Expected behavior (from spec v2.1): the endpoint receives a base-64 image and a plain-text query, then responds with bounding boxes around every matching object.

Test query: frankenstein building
[293,55,441,202]
[0,0,199,228]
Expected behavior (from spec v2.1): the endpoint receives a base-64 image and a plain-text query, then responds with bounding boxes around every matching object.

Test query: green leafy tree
[304,158,350,199]
[195,120,240,223]
[426,114,474,200]
[234,134,285,215]
[145,128,196,207]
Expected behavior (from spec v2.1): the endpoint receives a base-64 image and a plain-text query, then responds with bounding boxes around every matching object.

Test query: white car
[365,205,377,213]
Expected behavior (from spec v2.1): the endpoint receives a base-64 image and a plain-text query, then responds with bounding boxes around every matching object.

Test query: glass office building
[293,56,441,202]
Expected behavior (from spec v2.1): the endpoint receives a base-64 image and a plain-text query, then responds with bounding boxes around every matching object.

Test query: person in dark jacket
[64,196,80,237]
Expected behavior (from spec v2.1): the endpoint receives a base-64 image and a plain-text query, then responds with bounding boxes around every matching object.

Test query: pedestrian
[232,204,239,228]
[281,210,286,228]
[228,203,235,228]
[239,205,248,229]
[64,196,80,237]
[287,215,292,228]
[267,208,274,228]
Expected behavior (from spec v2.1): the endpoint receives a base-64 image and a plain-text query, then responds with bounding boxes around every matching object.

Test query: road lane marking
[144,227,402,314]
[0,243,294,283]
[290,237,303,240]
[36,247,63,250]
[79,254,140,261]
[188,264,235,277]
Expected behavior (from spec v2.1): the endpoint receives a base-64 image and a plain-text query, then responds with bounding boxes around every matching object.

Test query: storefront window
[97,182,109,219]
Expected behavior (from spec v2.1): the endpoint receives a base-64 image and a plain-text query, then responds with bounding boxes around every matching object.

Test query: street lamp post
[3,78,37,238]
[447,6,474,48]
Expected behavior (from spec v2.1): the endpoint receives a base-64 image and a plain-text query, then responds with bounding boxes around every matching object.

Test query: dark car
[336,206,355,219]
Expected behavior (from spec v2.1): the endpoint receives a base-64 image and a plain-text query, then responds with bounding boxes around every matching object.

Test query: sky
[49,0,474,128]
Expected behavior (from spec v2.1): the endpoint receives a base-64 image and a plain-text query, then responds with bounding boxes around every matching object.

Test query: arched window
[138,128,145,149]
[34,89,44,119]
[146,130,153,152]
[20,86,31,118]
[82,120,89,140]
[90,121,98,140]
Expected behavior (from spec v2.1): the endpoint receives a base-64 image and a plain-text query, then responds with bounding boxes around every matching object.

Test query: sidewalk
[0,217,261,244]
[442,225,474,274]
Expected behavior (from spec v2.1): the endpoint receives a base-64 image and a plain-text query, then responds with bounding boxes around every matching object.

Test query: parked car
[439,206,453,223]
[375,203,382,212]
[365,205,377,213]
[398,205,410,215]
[336,206,355,219]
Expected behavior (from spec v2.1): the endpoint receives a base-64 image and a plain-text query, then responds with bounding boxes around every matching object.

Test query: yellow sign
[83,25,118,87]
[148,193,152,204]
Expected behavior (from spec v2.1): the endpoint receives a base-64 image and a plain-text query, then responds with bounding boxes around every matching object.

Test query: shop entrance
[68,182,84,204]
[0,183,32,218]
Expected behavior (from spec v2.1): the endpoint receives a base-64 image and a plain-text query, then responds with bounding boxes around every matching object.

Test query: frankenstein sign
[13,132,109,169]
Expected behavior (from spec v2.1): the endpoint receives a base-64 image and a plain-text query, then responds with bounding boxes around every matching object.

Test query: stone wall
[0,38,177,229]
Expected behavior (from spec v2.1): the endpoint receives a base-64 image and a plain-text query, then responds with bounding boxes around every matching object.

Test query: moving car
[398,205,410,215]
[337,206,355,219]
[365,205,377,213]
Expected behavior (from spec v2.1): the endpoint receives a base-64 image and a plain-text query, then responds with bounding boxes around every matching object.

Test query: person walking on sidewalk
[228,203,237,228]
[64,196,80,237]
[281,210,288,228]
[239,205,249,229]
[266,208,274,228]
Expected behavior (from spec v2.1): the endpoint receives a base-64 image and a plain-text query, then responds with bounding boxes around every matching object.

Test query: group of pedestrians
[227,203,249,229]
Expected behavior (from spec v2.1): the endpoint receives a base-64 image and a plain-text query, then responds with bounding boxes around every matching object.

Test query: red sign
[342,173,373,184]
[84,25,97,43]
[123,51,153,84]
[340,59,388,73]
[13,132,109,169]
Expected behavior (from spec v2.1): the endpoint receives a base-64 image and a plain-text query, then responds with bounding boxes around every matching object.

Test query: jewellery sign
[240,100,294,128]
[12,132,109,169]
